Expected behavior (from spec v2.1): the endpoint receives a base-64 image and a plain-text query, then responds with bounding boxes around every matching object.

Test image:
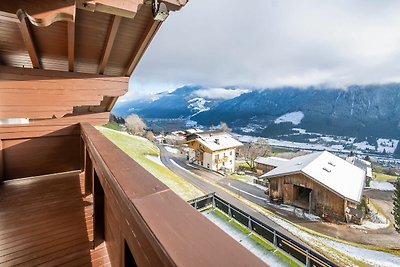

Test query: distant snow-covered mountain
[113,84,400,156]
[113,85,247,118]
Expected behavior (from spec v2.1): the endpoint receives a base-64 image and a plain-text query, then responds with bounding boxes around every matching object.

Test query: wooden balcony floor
[0,172,110,267]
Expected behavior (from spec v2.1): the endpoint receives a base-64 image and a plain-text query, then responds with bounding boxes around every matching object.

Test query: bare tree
[242,140,271,170]
[125,114,146,135]
[145,131,155,141]
[220,122,231,132]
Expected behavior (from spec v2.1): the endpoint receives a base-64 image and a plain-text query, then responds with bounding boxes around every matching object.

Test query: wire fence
[188,193,338,267]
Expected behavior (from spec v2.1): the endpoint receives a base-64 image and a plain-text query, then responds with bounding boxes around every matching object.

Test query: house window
[201,161,203,166]
[222,162,225,166]
[230,160,232,164]
[230,151,232,156]
[224,152,226,157]
[207,164,210,169]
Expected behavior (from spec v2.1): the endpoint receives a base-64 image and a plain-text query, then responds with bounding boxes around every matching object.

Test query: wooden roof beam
[18,15,40,69]
[123,19,161,76]
[98,15,121,74]
[68,21,75,72]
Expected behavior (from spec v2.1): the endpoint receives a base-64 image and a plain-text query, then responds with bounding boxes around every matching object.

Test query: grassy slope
[373,172,398,182]
[97,127,203,200]
[229,173,254,184]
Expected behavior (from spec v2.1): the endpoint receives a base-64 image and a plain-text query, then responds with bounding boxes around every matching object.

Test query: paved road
[157,144,310,248]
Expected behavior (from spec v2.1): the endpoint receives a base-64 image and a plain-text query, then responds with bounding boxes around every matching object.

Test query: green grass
[213,208,231,221]
[229,174,254,184]
[373,172,398,182]
[103,121,124,131]
[97,127,203,200]
[249,233,274,251]
[229,218,251,234]
[274,250,303,267]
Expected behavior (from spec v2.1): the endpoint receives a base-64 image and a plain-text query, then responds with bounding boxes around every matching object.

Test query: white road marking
[228,185,268,201]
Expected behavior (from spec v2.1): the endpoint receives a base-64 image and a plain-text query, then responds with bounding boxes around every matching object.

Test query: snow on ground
[369,181,395,191]
[269,204,320,222]
[188,97,210,117]
[274,111,304,125]
[292,128,307,134]
[247,203,400,267]
[144,155,164,166]
[202,210,290,267]
[353,141,376,151]
[377,139,399,154]
[164,145,179,154]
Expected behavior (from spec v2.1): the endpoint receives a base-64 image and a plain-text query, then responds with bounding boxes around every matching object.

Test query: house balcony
[215,156,229,164]
[0,123,265,266]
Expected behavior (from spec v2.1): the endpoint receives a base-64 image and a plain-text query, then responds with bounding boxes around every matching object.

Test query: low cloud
[125,0,400,98]
[194,88,249,100]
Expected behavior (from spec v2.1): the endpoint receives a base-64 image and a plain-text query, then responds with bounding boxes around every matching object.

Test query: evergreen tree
[394,177,400,233]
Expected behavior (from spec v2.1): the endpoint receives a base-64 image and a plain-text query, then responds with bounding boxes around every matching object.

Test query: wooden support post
[123,20,161,76]
[67,21,75,72]
[0,139,4,183]
[98,15,121,74]
[80,137,86,172]
[18,14,41,69]
[85,150,93,196]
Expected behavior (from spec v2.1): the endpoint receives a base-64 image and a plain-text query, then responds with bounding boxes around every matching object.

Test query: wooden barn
[261,151,366,222]
[255,156,289,174]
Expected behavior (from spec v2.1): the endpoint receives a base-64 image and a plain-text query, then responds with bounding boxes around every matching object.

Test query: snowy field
[369,181,395,191]
[202,210,291,267]
[274,111,305,125]
[233,131,400,161]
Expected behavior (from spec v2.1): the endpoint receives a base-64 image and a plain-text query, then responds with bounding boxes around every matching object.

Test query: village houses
[185,130,243,174]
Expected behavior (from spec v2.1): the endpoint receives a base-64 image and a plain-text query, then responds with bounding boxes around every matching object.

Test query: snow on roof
[186,128,203,134]
[193,131,243,151]
[261,151,366,203]
[346,156,373,178]
[255,156,289,167]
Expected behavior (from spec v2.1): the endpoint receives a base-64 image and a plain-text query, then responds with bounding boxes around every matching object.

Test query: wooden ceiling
[0,0,186,121]
[0,0,186,77]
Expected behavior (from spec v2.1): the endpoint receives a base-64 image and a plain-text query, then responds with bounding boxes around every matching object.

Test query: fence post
[248,216,252,230]
[306,250,310,267]
[212,194,216,208]
[273,231,277,247]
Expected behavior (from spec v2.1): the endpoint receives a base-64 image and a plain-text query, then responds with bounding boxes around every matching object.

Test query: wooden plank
[0,173,109,266]
[0,139,3,182]
[0,65,128,82]
[2,135,81,180]
[68,21,75,72]
[98,15,121,74]
[18,15,41,69]
[123,19,161,76]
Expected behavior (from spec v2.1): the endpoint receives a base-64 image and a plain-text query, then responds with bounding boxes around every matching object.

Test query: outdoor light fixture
[153,0,169,21]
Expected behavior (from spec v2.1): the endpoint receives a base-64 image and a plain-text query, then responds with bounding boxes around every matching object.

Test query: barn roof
[261,151,366,203]
[255,156,289,167]
[188,131,243,152]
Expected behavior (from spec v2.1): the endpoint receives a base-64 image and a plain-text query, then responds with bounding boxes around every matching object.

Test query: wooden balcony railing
[80,123,266,266]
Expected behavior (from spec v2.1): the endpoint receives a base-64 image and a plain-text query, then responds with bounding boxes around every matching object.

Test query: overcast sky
[123,0,400,100]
